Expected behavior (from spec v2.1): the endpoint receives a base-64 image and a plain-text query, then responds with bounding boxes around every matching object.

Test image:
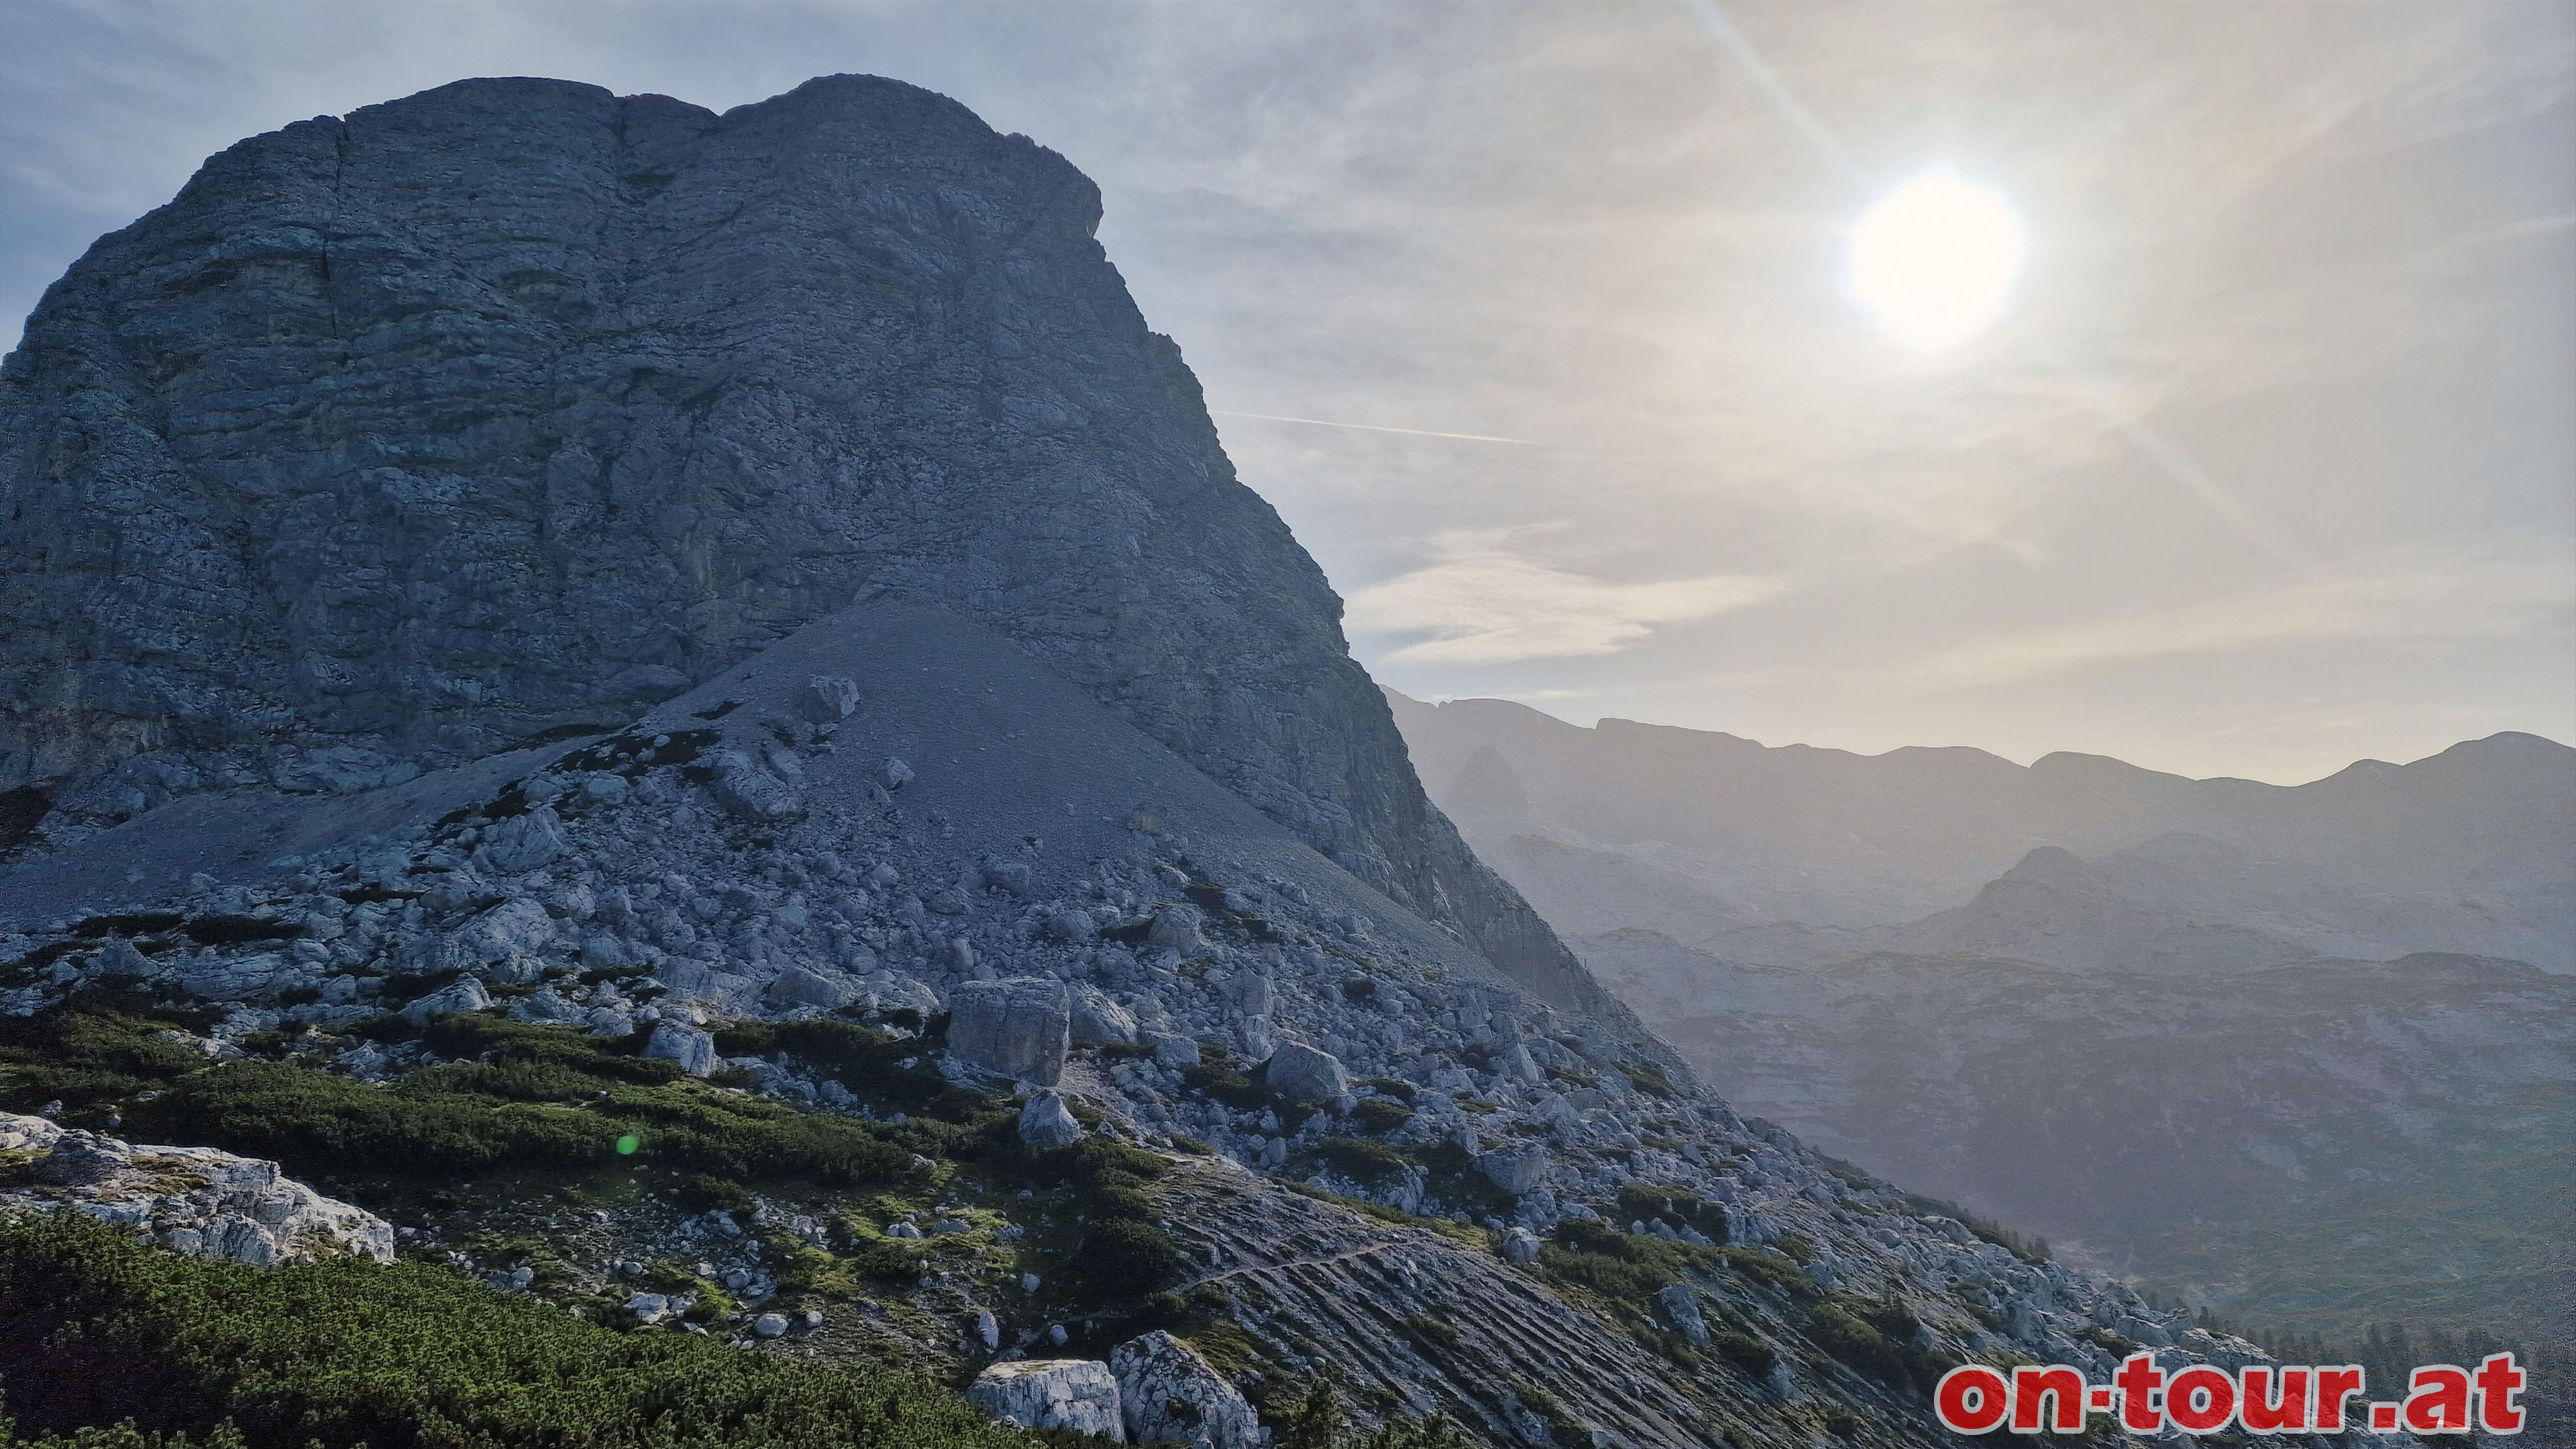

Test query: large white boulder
[643,1022,719,1077]
[765,966,859,1010]
[799,674,861,722]
[1263,1040,1348,1103]
[1144,906,1204,951]
[1019,1090,1086,1148]
[1478,1141,1549,1195]
[1112,1330,1260,1447]
[436,896,558,983]
[969,1358,1126,1440]
[708,750,803,823]
[948,977,1070,1085]
[1658,1283,1710,1345]
[400,975,494,1025]
[476,806,570,873]
[1069,984,1140,1046]
[1,1114,392,1267]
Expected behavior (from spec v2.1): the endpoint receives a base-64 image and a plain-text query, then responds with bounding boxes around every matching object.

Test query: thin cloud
[1905,545,2575,690]
[1210,410,1543,445]
[1346,529,1785,664]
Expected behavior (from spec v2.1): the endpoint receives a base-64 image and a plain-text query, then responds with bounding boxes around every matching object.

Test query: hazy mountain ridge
[1394,692,2575,1390]
[1392,692,2576,972]
[1580,928,2575,1356]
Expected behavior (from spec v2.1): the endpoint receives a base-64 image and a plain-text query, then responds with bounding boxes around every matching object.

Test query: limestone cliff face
[0,76,1599,1012]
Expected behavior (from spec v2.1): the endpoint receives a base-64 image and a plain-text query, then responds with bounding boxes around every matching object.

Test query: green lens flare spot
[615,1134,640,1156]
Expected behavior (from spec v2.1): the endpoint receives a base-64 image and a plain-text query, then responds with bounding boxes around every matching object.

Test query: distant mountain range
[1389,692,2575,972]
[1391,692,2576,1362]
[1578,930,2575,1356]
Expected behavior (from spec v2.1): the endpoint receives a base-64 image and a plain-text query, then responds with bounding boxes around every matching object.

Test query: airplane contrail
[1209,410,1545,446]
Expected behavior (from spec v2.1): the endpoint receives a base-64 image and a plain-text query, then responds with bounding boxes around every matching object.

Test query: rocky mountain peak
[0,74,1601,1014]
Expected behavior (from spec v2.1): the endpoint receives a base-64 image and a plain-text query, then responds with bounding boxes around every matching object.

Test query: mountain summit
[0,74,1588,1015]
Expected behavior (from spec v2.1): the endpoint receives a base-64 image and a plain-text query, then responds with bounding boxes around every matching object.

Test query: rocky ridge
[0,72,1595,1020]
[1,1110,394,1266]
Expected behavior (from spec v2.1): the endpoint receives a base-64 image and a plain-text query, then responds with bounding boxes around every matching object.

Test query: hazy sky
[4,1,2571,783]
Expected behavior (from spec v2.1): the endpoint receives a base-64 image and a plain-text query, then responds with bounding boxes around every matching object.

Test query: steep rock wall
[0,76,1602,1013]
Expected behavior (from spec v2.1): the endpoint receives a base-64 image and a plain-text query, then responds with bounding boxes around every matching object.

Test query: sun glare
[1849,169,2025,351]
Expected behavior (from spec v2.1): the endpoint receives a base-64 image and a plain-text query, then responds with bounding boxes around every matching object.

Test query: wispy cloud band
[1346,528,1785,663]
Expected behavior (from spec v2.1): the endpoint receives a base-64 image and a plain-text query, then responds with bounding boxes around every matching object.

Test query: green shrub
[1619,1063,1676,1099]
[1715,1247,1819,1299]
[709,1019,951,1110]
[1801,1295,1951,1392]
[2077,1324,2139,1356]
[1898,1191,2051,1264]
[1348,1099,1414,1134]
[0,1411,249,1449]
[0,1213,1040,1448]
[1714,1330,1777,1375]
[1537,1221,1719,1322]
[0,1006,215,1116]
[1075,1219,1185,1299]
[1613,1182,1726,1241]
[119,1042,918,1190]
[1180,1059,1275,1113]
[1311,1137,1409,1187]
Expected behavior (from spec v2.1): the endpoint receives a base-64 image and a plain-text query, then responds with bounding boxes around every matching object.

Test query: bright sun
[1849,169,2025,351]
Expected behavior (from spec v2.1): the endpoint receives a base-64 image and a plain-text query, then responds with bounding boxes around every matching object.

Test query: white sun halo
[1849,169,2025,350]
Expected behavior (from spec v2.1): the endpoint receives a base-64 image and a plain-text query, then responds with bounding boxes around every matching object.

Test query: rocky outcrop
[1017,1090,1085,1148]
[0,1112,392,1265]
[968,1358,1125,1440]
[949,977,1070,1085]
[1110,1330,1260,1448]
[0,73,1610,1022]
[1260,1040,1348,1104]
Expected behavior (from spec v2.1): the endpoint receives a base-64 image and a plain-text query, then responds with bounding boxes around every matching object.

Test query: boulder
[1144,906,1203,951]
[969,1358,1125,1440]
[0,1114,391,1267]
[799,674,861,722]
[1018,1090,1085,1148]
[765,966,859,1010]
[437,897,557,981]
[1146,1032,1203,1069]
[1069,985,1139,1046]
[579,933,634,969]
[0,1114,63,1152]
[478,806,570,873]
[400,976,494,1025]
[881,758,915,790]
[505,986,588,1025]
[981,860,1037,898]
[1477,1141,1549,1195]
[1503,1227,1542,1264]
[708,751,802,823]
[96,937,152,979]
[1264,1040,1348,1103]
[643,1022,719,1077]
[948,977,1070,1085]
[1110,1330,1260,1447]
[1219,971,1274,1017]
[1658,1283,1710,1345]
